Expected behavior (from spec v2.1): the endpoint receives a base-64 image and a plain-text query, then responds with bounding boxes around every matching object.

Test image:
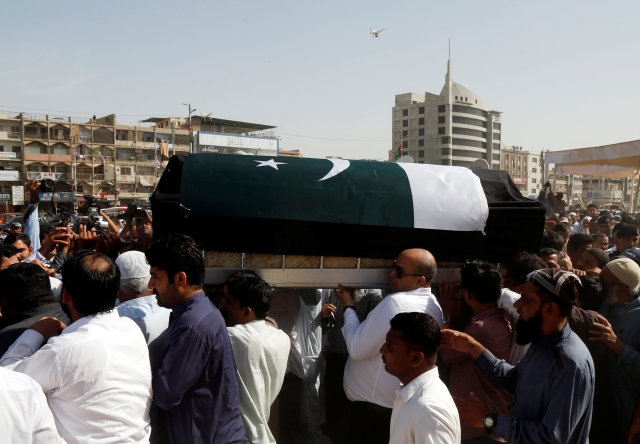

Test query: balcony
[24,131,48,140]
[24,153,49,162]
[0,131,21,140]
[26,171,70,181]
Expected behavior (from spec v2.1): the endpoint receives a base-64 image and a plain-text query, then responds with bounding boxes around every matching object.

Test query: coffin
[150,153,544,277]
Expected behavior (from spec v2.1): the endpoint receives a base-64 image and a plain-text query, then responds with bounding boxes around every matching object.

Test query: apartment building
[391,60,502,168]
[500,146,543,197]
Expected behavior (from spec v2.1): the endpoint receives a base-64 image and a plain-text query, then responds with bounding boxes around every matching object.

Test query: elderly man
[0,250,152,443]
[590,258,640,443]
[115,250,170,346]
[335,248,443,444]
[442,268,594,444]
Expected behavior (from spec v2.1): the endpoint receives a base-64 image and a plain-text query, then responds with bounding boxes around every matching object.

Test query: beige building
[0,110,286,209]
[500,147,543,197]
[390,60,502,168]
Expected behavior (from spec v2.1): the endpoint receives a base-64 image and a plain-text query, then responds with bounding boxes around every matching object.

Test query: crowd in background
[0,180,639,443]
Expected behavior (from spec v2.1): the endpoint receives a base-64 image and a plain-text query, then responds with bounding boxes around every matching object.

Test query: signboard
[0,152,17,159]
[198,132,278,153]
[0,193,10,202]
[12,185,24,206]
[0,170,20,181]
[39,192,76,202]
[27,171,67,180]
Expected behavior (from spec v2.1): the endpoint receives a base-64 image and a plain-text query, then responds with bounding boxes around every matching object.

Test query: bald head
[390,248,437,292]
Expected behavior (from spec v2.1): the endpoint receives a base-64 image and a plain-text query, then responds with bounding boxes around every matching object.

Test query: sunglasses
[392,260,423,279]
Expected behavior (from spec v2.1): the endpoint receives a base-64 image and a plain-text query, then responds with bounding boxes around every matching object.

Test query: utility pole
[182,102,197,153]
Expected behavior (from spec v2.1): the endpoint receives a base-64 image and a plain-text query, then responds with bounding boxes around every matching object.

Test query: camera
[126,203,146,219]
[39,179,55,193]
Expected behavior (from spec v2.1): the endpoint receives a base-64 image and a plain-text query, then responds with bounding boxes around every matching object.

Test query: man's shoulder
[228,321,290,349]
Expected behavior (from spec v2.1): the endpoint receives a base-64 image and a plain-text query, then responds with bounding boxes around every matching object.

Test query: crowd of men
[1,182,640,443]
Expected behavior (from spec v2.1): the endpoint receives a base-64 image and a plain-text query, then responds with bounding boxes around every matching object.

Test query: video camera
[39,179,55,193]
[126,203,146,219]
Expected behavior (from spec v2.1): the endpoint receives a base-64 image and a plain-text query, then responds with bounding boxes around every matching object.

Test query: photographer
[119,204,153,253]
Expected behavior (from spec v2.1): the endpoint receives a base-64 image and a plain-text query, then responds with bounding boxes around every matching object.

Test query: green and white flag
[181,153,489,232]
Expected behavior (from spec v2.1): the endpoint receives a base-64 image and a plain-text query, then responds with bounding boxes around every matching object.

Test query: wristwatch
[481,414,496,434]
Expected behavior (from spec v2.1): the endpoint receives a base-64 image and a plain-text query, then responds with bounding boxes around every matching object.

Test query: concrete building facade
[391,61,502,169]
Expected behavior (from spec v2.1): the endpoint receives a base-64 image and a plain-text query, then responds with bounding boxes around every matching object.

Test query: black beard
[515,310,543,345]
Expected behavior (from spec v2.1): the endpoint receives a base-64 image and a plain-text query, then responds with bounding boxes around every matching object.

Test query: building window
[418,150,425,157]
[452,138,486,149]
[438,116,445,124]
[493,133,501,140]
[455,96,458,100]
[419,117,425,125]
[419,139,424,147]
[441,136,450,144]
[452,105,488,118]
[493,122,501,130]
[532,189,537,194]
[419,129,424,136]
[438,127,445,135]
[493,153,500,160]
[532,168,537,173]
[121,167,132,175]
[452,116,487,128]
[404,140,409,149]
[493,143,501,150]
[441,148,452,155]
[532,157,537,162]
[438,105,445,113]
[419,107,424,114]
[532,178,537,183]
[402,130,408,137]
[452,127,486,138]
[402,120,408,127]
[403,109,408,117]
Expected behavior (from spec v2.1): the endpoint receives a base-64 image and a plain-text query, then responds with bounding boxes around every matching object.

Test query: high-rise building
[391,60,502,169]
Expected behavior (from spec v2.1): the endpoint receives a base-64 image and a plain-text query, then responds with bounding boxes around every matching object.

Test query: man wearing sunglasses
[334,248,443,444]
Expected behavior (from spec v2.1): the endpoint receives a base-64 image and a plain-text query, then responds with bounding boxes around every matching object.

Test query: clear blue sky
[1,0,639,160]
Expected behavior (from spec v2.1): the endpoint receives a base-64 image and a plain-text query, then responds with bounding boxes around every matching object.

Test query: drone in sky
[369,28,384,38]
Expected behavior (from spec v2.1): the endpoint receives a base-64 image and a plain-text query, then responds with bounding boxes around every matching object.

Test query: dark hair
[3,233,31,248]
[591,232,609,244]
[539,248,560,257]
[389,312,441,365]
[61,250,119,316]
[0,263,53,312]
[586,204,597,210]
[541,230,565,251]
[503,252,546,285]
[460,260,502,304]
[579,275,604,311]
[615,223,639,239]
[0,245,19,260]
[567,234,592,255]
[145,234,204,287]
[585,248,610,268]
[225,272,272,320]
[552,223,571,236]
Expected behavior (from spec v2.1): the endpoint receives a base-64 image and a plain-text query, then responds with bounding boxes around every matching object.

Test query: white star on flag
[255,159,287,170]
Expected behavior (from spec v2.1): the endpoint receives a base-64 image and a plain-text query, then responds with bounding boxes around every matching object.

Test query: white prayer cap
[115,251,150,280]
[604,258,640,290]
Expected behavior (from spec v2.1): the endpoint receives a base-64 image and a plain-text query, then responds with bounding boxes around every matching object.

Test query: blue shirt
[476,323,594,444]
[597,298,640,442]
[153,292,246,444]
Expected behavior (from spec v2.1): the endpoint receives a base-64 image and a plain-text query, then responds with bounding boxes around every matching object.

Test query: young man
[219,271,290,444]
[381,312,460,443]
[439,260,512,442]
[145,233,246,443]
[442,268,594,444]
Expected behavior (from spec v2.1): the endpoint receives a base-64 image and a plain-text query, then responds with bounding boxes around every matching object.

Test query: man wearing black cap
[442,268,594,444]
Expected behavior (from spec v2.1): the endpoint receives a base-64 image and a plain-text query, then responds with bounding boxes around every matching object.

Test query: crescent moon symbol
[318,159,351,181]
